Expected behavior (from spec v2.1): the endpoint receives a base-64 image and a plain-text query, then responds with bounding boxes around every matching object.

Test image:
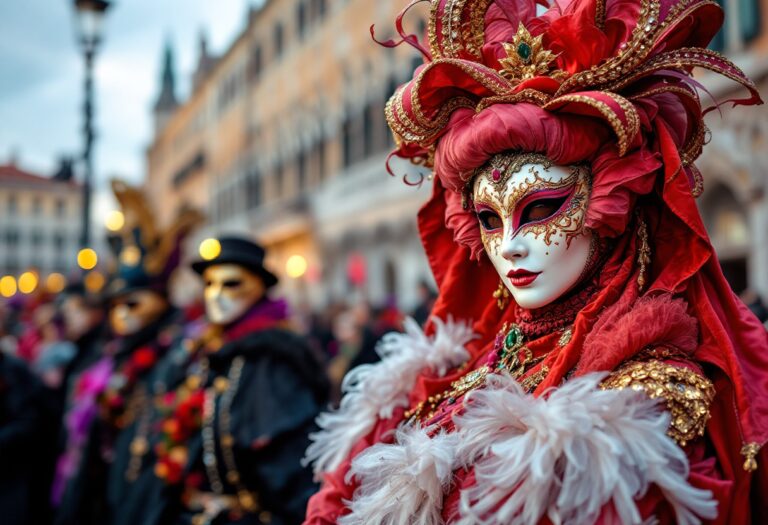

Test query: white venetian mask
[203,264,265,326]
[472,153,593,310]
[110,290,169,336]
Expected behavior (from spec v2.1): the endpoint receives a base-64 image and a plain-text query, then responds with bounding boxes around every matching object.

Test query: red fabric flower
[155,386,206,486]
[132,346,158,371]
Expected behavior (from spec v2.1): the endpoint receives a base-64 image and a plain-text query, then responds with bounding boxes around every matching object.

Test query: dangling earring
[493,280,511,310]
[636,214,651,291]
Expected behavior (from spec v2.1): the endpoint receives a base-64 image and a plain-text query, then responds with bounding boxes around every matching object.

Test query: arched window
[297,2,307,40]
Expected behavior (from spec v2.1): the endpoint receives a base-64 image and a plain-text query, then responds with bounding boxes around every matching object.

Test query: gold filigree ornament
[601,358,715,447]
[499,23,567,82]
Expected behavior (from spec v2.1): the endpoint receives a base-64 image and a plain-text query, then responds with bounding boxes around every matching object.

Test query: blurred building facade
[0,158,82,277]
[698,0,768,303]
[147,0,768,309]
[146,0,432,310]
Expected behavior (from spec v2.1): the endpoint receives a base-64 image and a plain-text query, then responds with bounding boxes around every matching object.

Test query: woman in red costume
[303,0,768,523]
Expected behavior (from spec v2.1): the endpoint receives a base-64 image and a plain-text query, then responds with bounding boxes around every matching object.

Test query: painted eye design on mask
[475,204,503,232]
[222,279,242,288]
[512,185,576,234]
[520,196,569,224]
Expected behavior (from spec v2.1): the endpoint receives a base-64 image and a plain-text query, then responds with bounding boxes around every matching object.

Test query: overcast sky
[0,0,252,219]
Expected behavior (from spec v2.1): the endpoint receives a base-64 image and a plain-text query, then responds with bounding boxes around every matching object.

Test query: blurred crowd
[0,237,436,525]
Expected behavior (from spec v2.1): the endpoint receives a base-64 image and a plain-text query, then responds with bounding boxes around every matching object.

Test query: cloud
[0,0,247,184]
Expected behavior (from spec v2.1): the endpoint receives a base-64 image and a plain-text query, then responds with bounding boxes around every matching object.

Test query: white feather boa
[303,317,474,476]
[339,373,717,525]
[340,427,460,525]
[454,373,717,525]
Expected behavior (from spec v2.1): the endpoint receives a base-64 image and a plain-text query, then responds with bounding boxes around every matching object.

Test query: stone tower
[153,40,178,135]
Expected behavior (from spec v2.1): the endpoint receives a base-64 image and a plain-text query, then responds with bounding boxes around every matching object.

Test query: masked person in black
[53,180,202,525]
[1,351,58,525]
[149,236,328,525]
[58,281,108,397]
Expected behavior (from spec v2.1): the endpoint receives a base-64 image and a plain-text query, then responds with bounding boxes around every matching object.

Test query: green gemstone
[517,42,532,62]
[504,327,521,349]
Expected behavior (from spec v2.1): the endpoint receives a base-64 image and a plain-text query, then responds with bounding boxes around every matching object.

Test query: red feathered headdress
[380,0,768,508]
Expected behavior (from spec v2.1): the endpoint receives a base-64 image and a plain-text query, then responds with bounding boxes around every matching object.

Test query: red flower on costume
[155,386,205,486]
[131,346,158,371]
[100,344,161,427]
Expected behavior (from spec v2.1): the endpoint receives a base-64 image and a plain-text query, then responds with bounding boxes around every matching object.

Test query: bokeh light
[77,248,99,270]
[18,271,39,294]
[199,238,222,261]
[285,255,308,279]
[105,210,125,232]
[84,271,106,292]
[46,273,67,294]
[0,276,18,298]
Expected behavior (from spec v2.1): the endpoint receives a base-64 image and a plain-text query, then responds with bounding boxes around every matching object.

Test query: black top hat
[190,236,278,288]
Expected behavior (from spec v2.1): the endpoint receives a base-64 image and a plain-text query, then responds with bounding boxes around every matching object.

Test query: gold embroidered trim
[600,358,715,446]
[543,93,640,155]
[556,0,659,94]
[474,89,552,112]
[431,0,491,60]
[385,58,512,147]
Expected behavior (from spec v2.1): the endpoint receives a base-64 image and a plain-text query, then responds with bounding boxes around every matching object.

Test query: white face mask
[472,153,593,310]
[203,264,265,326]
[109,290,168,336]
[62,298,93,340]
[111,304,146,335]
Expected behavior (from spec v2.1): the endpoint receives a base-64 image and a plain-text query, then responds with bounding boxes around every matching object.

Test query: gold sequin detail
[543,92,640,156]
[600,358,715,446]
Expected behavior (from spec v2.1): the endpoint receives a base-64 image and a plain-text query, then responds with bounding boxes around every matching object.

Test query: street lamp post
[72,0,111,249]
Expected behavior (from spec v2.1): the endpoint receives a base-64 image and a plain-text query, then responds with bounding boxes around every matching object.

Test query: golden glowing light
[0,276,17,298]
[18,271,39,294]
[46,273,67,294]
[120,246,142,266]
[285,255,308,279]
[84,271,106,292]
[199,238,222,261]
[105,210,125,232]
[77,248,99,270]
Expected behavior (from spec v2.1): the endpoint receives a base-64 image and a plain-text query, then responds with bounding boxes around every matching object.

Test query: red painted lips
[507,269,541,287]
